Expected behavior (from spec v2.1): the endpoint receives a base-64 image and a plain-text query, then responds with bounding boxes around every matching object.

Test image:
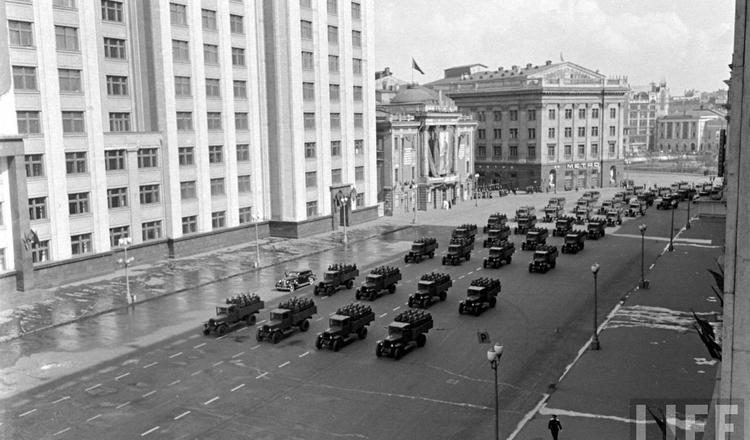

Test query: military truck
[597,199,614,215]
[638,191,656,207]
[605,209,623,227]
[256,297,317,343]
[514,207,538,234]
[452,224,478,245]
[547,197,566,208]
[408,272,452,309]
[375,309,433,360]
[483,226,510,248]
[203,293,265,336]
[458,277,501,316]
[561,230,586,254]
[315,303,375,351]
[542,204,564,223]
[514,206,536,221]
[528,245,558,273]
[355,266,402,300]
[552,216,575,237]
[404,237,438,263]
[483,213,508,233]
[442,238,473,266]
[521,227,549,251]
[625,199,646,217]
[573,205,591,225]
[483,242,515,268]
[314,263,359,296]
[587,218,606,240]
[656,194,679,210]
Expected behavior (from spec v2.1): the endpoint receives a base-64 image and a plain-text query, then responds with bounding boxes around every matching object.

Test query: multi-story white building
[655,109,726,154]
[0,0,375,292]
[624,81,669,154]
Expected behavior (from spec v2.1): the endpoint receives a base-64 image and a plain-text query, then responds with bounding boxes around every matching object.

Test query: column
[2,139,33,290]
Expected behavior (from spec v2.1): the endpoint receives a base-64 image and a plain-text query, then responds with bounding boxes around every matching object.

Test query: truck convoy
[552,216,575,237]
[514,206,538,234]
[587,218,607,240]
[483,213,508,233]
[404,237,438,263]
[442,238,473,265]
[483,241,515,268]
[315,303,375,351]
[203,293,265,336]
[376,309,434,360]
[521,227,549,251]
[458,277,501,316]
[528,245,559,273]
[256,297,317,343]
[561,230,586,254]
[483,227,510,248]
[452,224,478,245]
[355,266,402,300]
[408,272,452,309]
[314,264,359,296]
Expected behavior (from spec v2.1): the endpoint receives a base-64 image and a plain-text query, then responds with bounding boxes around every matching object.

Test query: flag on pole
[412,58,425,75]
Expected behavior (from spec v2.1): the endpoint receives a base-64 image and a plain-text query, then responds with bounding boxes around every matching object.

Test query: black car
[275,269,316,291]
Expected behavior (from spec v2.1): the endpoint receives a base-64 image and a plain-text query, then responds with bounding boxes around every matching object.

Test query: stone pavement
[509,216,725,440]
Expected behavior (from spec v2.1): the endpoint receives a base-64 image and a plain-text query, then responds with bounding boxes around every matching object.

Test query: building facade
[428,61,629,191]
[0,0,374,291]
[376,85,476,214]
[624,81,669,154]
[374,66,407,104]
[655,109,726,153]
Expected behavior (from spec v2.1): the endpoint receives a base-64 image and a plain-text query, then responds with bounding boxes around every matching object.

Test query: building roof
[389,84,441,104]
[660,108,726,120]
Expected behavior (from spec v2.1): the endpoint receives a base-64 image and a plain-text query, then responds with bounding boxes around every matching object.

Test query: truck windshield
[216,306,229,315]
[565,236,577,243]
[329,318,345,328]
[533,253,547,262]
[270,312,287,321]
[387,326,403,338]
[448,245,460,253]
[411,244,424,252]
[324,272,336,281]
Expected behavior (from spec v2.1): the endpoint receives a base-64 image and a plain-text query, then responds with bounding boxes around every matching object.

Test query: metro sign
[565,162,601,170]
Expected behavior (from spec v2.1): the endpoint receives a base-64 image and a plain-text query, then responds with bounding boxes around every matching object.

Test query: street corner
[514,406,633,440]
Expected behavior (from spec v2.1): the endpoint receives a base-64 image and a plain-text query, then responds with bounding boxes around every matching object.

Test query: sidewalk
[510,216,724,440]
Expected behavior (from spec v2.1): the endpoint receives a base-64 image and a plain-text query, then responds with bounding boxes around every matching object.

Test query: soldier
[547,415,563,440]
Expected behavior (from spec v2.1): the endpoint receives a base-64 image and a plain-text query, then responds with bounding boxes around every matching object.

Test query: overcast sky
[374,0,734,93]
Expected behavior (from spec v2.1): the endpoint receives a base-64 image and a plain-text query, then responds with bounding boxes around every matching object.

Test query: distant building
[624,82,669,154]
[428,61,629,191]
[375,67,408,104]
[655,109,726,153]
[376,85,476,214]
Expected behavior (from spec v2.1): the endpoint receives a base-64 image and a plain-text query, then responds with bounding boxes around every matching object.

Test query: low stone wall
[350,205,379,225]
[170,222,271,257]
[269,215,334,239]
[694,200,727,219]
[0,272,16,294]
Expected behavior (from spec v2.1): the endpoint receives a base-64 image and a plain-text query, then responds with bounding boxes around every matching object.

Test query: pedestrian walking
[548,415,563,440]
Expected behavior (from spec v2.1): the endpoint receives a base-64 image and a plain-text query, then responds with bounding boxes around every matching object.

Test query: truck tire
[458,303,465,315]
[217,325,228,336]
[466,253,471,261]
[521,243,526,250]
[355,290,362,300]
[299,319,310,332]
[506,256,512,264]
[416,334,427,347]
[314,287,319,296]
[315,335,323,350]
[483,260,488,268]
[394,347,403,360]
[346,280,354,289]
[357,327,368,340]
[202,328,211,335]
[333,339,342,352]
[490,297,497,308]
[271,332,282,344]
[256,330,263,342]
[404,255,409,264]
[439,291,447,301]
[246,314,256,325]
[429,251,435,258]
[388,284,396,294]
[375,343,383,358]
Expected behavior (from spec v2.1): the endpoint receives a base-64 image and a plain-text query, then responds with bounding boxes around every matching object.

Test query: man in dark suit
[548,415,563,440]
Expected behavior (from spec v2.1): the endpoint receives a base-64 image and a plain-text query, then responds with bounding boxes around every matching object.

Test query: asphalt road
[0,202,689,440]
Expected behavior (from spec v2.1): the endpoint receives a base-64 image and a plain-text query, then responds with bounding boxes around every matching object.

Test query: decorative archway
[609,166,617,186]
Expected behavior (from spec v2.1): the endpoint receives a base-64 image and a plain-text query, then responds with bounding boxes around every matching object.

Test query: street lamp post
[411,186,417,225]
[252,207,261,268]
[590,263,601,350]
[486,343,504,440]
[685,195,692,230]
[638,224,649,289]
[117,237,135,304]
[668,200,677,252]
[341,196,349,245]
[474,173,480,207]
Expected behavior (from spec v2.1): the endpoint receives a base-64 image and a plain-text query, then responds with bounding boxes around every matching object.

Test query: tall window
[355,166,365,181]
[28,197,47,221]
[328,26,339,45]
[109,112,131,132]
[180,181,196,199]
[68,192,90,215]
[105,150,126,171]
[330,113,341,130]
[577,144,585,158]
[577,127,585,137]
[137,148,158,168]
[609,126,616,136]
[139,184,160,204]
[477,145,486,159]
[591,143,599,157]
[175,76,191,96]
[509,145,518,158]
[71,233,92,255]
[302,52,314,71]
[235,113,249,130]
[210,178,225,196]
[564,108,572,119]
[493,145,502,158]
[205,78,221,97]
[55,26,79,51]
[331,168,342,184]
[528,128,536,139]
[12,66,37,91]
[236,144,250,161]
[331,141,341,156]
[528,109,536,121]
[610,108,617,119]
[564,127,572,138]
[233,80,247,98]
[208,145,223,163]
[178,147,194,165]
[328,55,339,73]
[170,3,187,26]
[304,113,315,130]
[494,111,502,121]
[17,111,41,135]
[25,154,44,177]
[306,201,318,218]
[609,142,616,155]
[509,110,518,121]
[564,144,572,158]
[172,40,190,62]
[548,108,556,120]
[101,0,123,22]
[353,58,363,75]
[104,38,127,59]
[592,108,599,119]
[327,0,338,14]
[231,48,245,66]
[353,86,363,101]
[204,44,219,64]
[591,126,599,137]
[110,226,130,248]
[352,30,362,48]
[107,188,128,208]
[304,142,316,158]
[547,144,555,159]
[477,129,486,140]
[207,112,222,130]
[201,9,217,31]
[578,108,586,119]
[182,216,197,234]
[230,15,244,34]
[303,82,316,101]
[176,112,193,131]
[238,175,252,193]
[238,207,253,224]
[509,128,518,139]
[354,139,364,155]
[300,20,313,40]
[142,221,162,241]
[329,84,340,102]
[548,128,555,138]
[351,2,361,19]
[493,129,502,139]
[8,21,34,47]
[62,111,85,133]
[31,240,50,263]
[354,113,363,128]
[106,75,128,95]
[211,211,226,228]
[305,171,317,188]
[528,145,536,159]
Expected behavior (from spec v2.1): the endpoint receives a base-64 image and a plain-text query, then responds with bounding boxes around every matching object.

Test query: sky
[374,0,735,94]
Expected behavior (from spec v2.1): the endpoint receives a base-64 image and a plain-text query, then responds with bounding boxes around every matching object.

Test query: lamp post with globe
[486,343,504,440]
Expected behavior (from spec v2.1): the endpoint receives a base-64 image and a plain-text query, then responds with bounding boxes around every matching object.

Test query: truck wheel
[394,347,403,360]
[442,258,447,265]
[473,308,481,317]
[521,243,526,250]
[256,331,263,342]
[466,253,471,261]
[217,325,228,336]
[315,335,323,350]
[529,265,533,273]
[333,339,342,352]
[388,285,396,294]
[429,251,435,258]
[581,242,585,249]
[299,319,310,332]
[458,303,465,315]
[439,292,447,302]
[417,334,426,347]
[246,315,256,325]
[355,290,362,300]
[490,297,497,308]
[375,344,383,358]
[357,327,368,339]
[314,287,319,296]
[404,255,409,264]
[483,260,487,268]
[346,280,354,289]
[202,328,211,335]
[271,332,281,344]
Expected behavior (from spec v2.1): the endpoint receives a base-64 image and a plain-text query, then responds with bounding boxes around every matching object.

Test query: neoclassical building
[428,61,629,191]
[376,85,476,214]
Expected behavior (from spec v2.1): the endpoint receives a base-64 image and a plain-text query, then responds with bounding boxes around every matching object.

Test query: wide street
[0,187,713,439]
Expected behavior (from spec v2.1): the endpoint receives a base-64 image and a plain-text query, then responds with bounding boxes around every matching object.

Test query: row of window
[478,126,620,141]
[477,107,618,123]
[303,82,363,102]
[14,66,124,96]
[300,20,361,48]
[305,167,364,188]
[10,20,127,60]
[476,142,617,160]
[299,0,362,20]
[172,40,246,66]
[169,3,245,34]
[302,52,363,75]
[302,112,364,130]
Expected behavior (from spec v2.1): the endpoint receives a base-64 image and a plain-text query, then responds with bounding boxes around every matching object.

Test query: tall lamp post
[411,184,417,225]
[685,194,692,230]
[486,343,504,440]
[474,173,480,207]
[118,237,135,304]
[252,207,261,268]
[341,195,349,245]
[590,263,601,350]
[638,224,649,289]
[668,199,677,252]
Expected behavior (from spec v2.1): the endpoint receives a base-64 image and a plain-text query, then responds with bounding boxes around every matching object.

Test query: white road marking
[232,351,245,358]
[116,401,130,409]
[250,344,260,350]
[142,390,156,398]
[18,409,37,417]
[256,372,269,379]
[320,296,328,300]
[85,414,102,423]
[458,275,466,280]
[85,383,102,391]
[468,271,475,275]
[188,334,200,339]
[298,351,310,358]
[169,352,183,359]
[143,362,158,369]
[168,380,181,386]
[231,384,245,392]
[191,371,201,376]
[53,427,71,436]
[539,405,655,424]
[237,326,248,332]
[278,361,291,368]
[649,263,655,270]
[193,342,207,349]
[212,361,224,367]
[507,394,550,440]
[140,426,160,437]
[379,313,388,318]
[174,410,191,420]
[216,335,227,340]
[476,266,482,270]
[114,372,130,381]
[203,396,219,405]
[52,396,70,404]
[392,306,400,311]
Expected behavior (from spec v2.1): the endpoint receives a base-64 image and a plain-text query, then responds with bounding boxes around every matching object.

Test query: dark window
[175,76,191,97]
[238,175,252,193]
[104,37,127,59]
[65,151,87,174]
[71,233,92,255]
[139,184,160,204]
[68,192,90,215]
[211,211,226,228]
[236,144,250,161]
[137,148,158,168]
[180,181,196,199]
[101,0,123,22]
[233,80,246,98]
[28,197,47,221]
[107,187,128,208]
[210,178,225,196]
[201,9,217,31]
[182,216,197,234]
[9,21,34,47]
[230,14,244,34]
[25,154,44,177]
[304,142,316,158]
[179,147,194,165]
[141,220,162,241]
[105,150,126,171]
[176,112,193,131]
[109,226,130,248]
[12,66,37,90]
[109,112,131,132]
[208,145,223,163]
[62,111,85,133]
[17,111,41,134]
[106,75,128,95]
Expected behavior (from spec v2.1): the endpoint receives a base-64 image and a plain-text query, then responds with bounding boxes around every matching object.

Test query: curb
[5,224,412,342]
